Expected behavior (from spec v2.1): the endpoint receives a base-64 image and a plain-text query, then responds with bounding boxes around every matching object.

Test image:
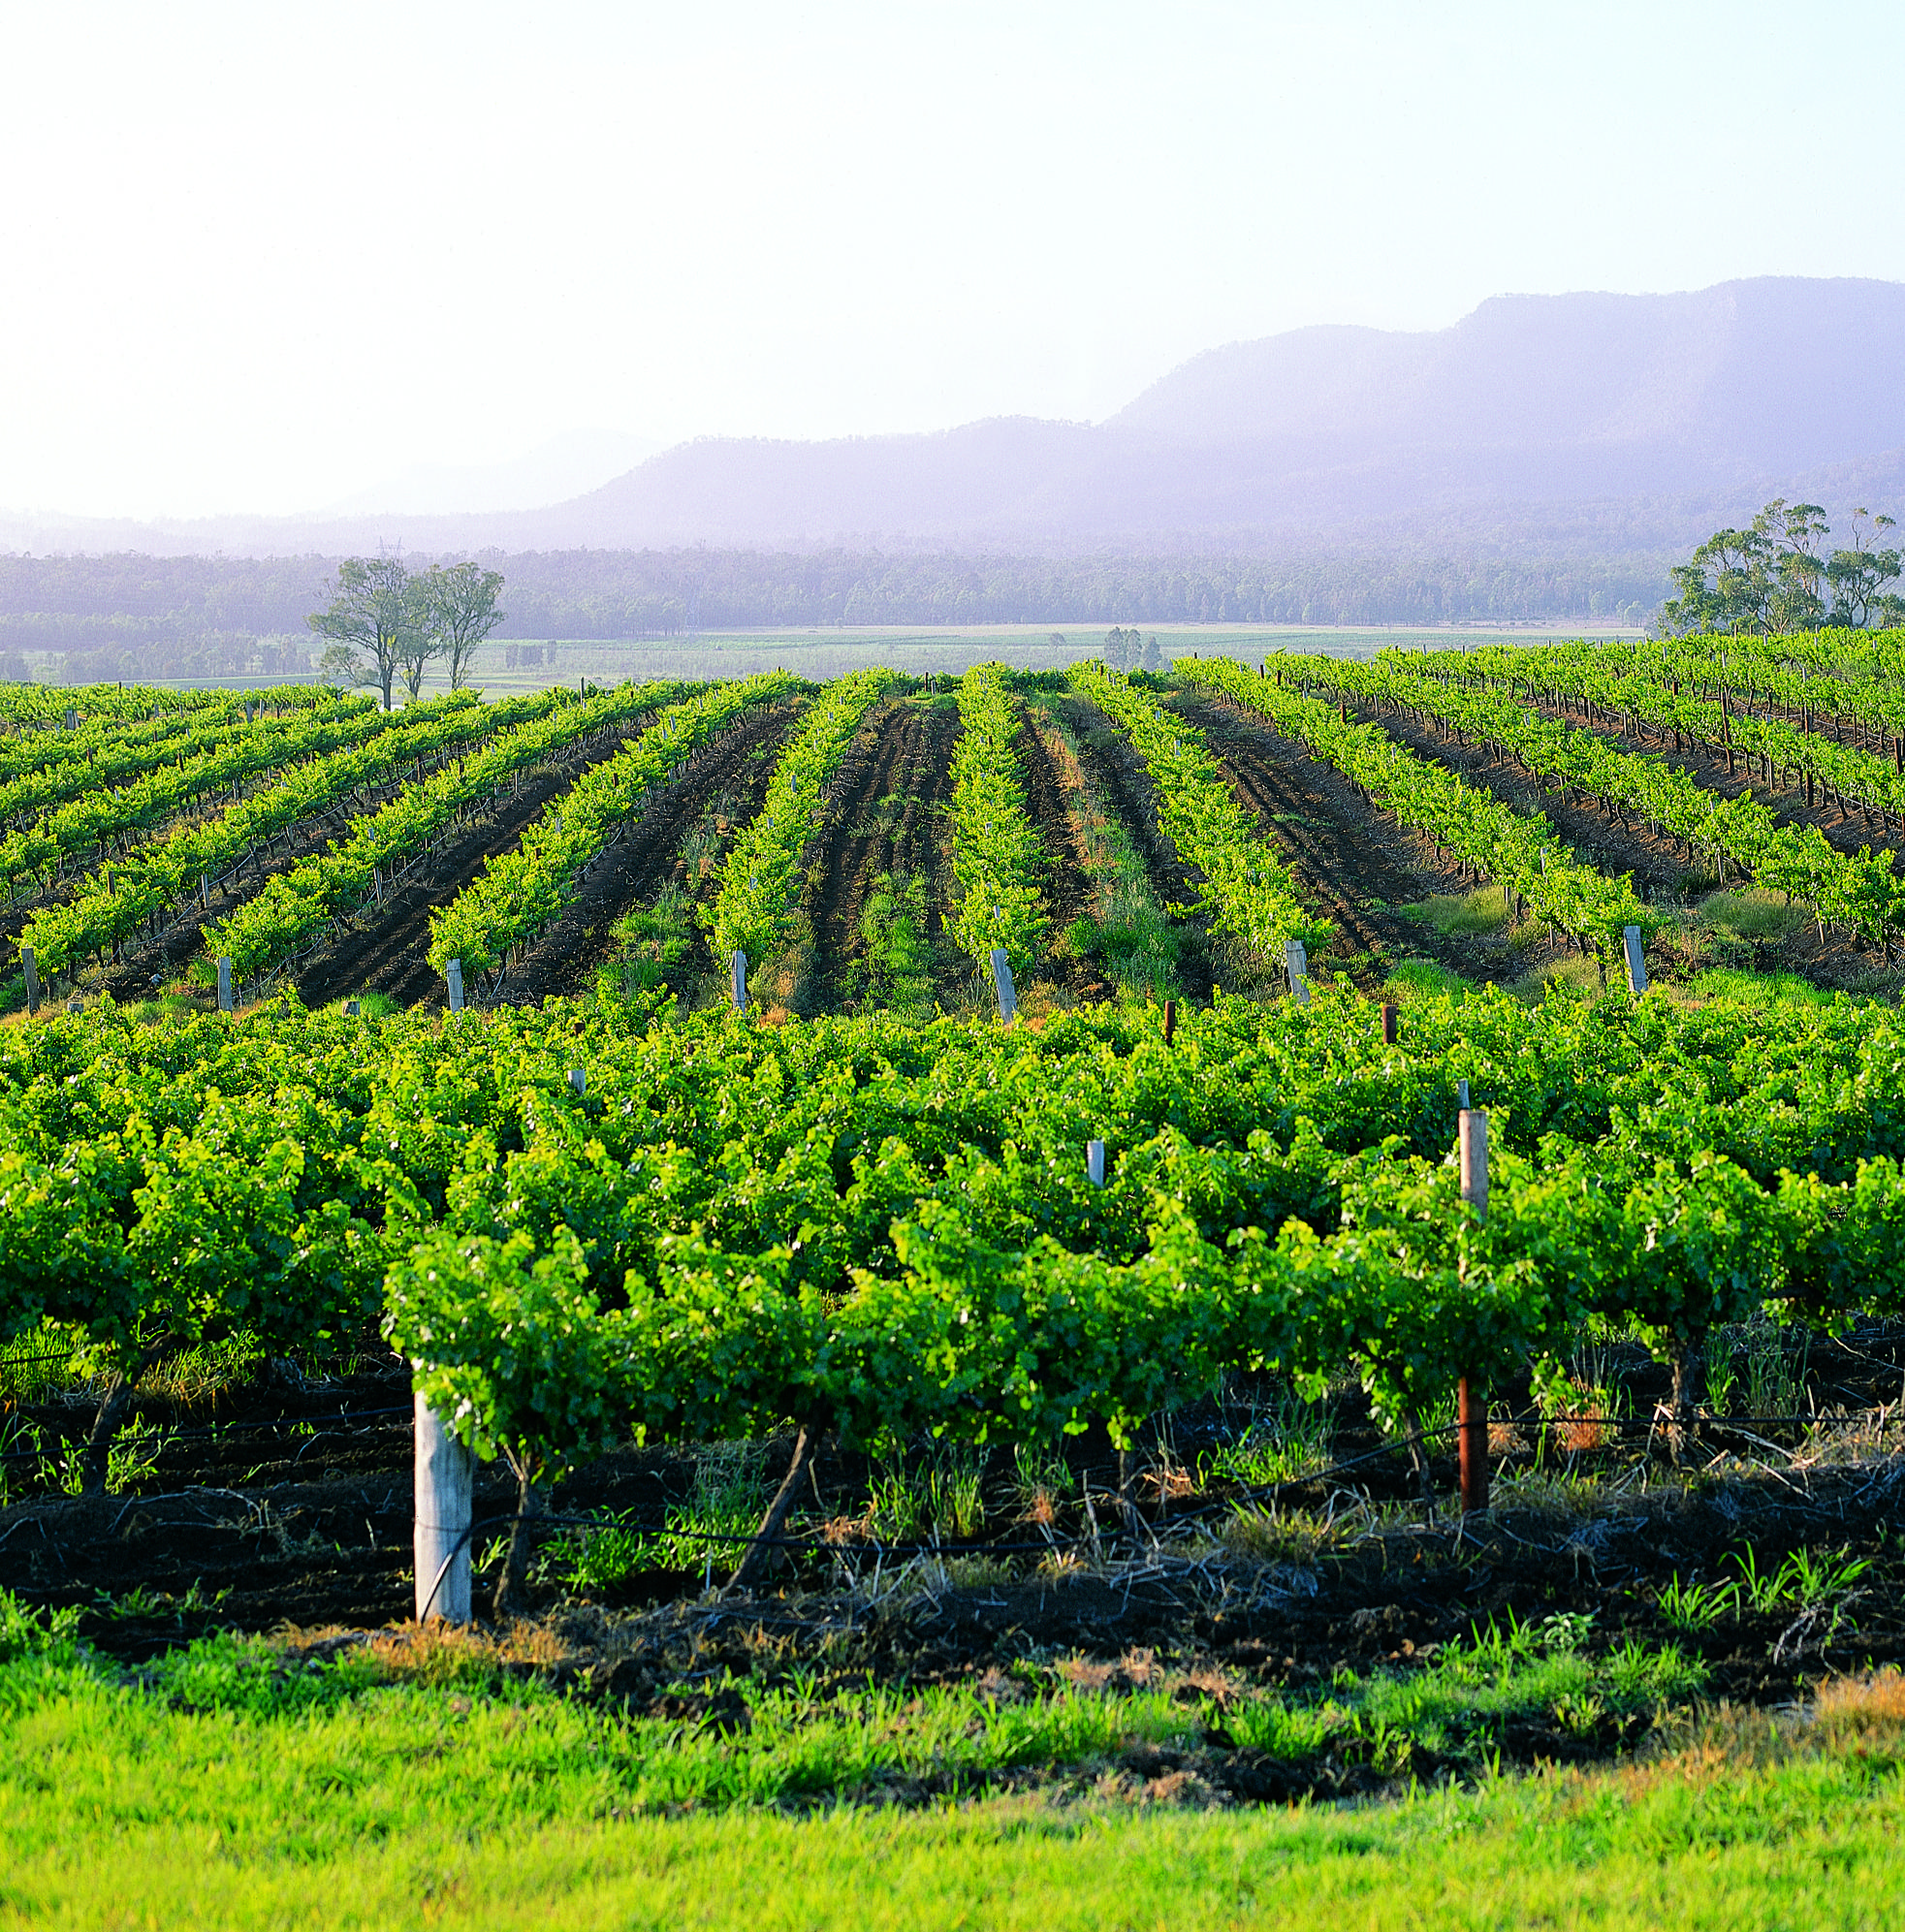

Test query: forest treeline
[0,544,1667,680]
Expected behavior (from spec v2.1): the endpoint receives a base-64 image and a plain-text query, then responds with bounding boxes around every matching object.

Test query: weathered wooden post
[730,950,747,1011]
[1087,1139,1106,1188]
[413,1386,472,1624]
[990,946,1017,1024]
[19,945,39,1016]
[1457,1107,1490,1516]
[1381,1001,1398,1046]
[445,959,464,1011]
[216,957,233,1015]
[1286,937,1309,1004]
[1161,998,1177,1045]
[1623,924,1647,995]
[568,1066,586,1096]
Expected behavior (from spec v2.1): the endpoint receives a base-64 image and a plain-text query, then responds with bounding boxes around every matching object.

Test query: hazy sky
[6,0,1904,519]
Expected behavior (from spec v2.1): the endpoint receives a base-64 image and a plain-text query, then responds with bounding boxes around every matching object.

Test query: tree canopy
[307,555,509,705]
[1656,501,1904,637]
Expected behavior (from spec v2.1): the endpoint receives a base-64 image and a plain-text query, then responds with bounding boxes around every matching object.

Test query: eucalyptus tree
[307,555,424,710]
[420,559,508,690]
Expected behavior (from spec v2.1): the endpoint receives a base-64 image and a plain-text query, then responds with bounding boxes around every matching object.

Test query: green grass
[1685,966,1835,1008]
[1698,888,1809,942]
[1396,886,1512,937]
[1381,956,1476,1002]
[1,1595,1899,1928]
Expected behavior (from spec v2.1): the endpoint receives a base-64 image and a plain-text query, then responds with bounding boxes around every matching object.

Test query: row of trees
[1657,500,1904,637]
[1,545,1667,647]
[309,556,506,710]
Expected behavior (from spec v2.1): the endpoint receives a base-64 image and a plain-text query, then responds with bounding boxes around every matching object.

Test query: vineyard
[5,642,1905,1827]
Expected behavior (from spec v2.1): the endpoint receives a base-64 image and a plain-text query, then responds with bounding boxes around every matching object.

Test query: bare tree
[420,560,508,690]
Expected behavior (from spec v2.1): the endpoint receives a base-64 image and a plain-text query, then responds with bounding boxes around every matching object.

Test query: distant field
[425,619,1649,700]
[21,619,1645,698]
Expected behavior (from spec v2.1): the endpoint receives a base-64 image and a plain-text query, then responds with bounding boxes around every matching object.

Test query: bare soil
[1167,691,1565,991]
[490,702,799,1006]
[1010,711,1103,1000]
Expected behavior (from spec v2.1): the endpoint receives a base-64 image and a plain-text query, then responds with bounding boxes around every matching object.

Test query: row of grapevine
[707,669,901,968]
[1402,644,1905,823]
[1177,656,1655,958]
[0,688,371,834]
[7,979,1905,1496]
[0,680,249,728]
[1286,653,1905,947]
[18,689,566,980]
[946,664,1049,974]
[0,684,331,790]
[1482,635,1905,752]
[202,680,687,989]
[0,689,428,898]
[427,673,799,983]
[1068,662,1327,958]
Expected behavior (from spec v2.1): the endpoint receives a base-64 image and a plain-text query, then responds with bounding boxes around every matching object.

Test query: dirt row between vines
[1524,692,1905,865]
[1052,692,1222,1000]
[492,700,801,1006]
[806,696,960,1012]
[1349,694,1896,990]
[1010,708,1103,1002]
[1167,691,1557,991]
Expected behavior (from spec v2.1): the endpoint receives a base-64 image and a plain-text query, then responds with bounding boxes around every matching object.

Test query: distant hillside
[3,276,1900,568]
[390,274,1905,550]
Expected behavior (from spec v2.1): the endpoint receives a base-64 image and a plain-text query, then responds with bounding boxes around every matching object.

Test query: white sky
[4,0,1903,519]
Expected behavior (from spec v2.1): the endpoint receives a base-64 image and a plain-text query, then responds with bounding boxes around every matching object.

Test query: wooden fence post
[216,958,233,1015]
[413,1384,473,1624]
[1087,1139,1106,1188]
[19,945,39,1016]
[1623,924,1648,995]
[990,947,1017,1024]
[445,960,464,1011]
[1381,1001,1398,1045]
[1286,937,1309,1003]
[1457,1107,1490,1515]
[568,1066,586,1096]
[730,950,748,1011]
[1161,998,1177,1045]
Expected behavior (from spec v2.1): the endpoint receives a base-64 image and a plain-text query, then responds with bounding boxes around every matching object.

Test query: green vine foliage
[1179,655,1654,961]
[1069,661,1328,957]
[705,668,900,968]
[429,672,797,978]
[8,981,1905,1467]
[947,663,1048,975]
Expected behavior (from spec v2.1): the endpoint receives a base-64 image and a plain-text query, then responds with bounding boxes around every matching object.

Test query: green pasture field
[3,1599,1901,1930]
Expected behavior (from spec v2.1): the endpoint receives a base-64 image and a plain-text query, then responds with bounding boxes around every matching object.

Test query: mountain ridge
[6,276,1902,560]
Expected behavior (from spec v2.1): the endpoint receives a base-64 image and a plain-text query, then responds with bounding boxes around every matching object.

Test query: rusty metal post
[1162,998,1177,1045]
[1458,1376,1489,1517]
